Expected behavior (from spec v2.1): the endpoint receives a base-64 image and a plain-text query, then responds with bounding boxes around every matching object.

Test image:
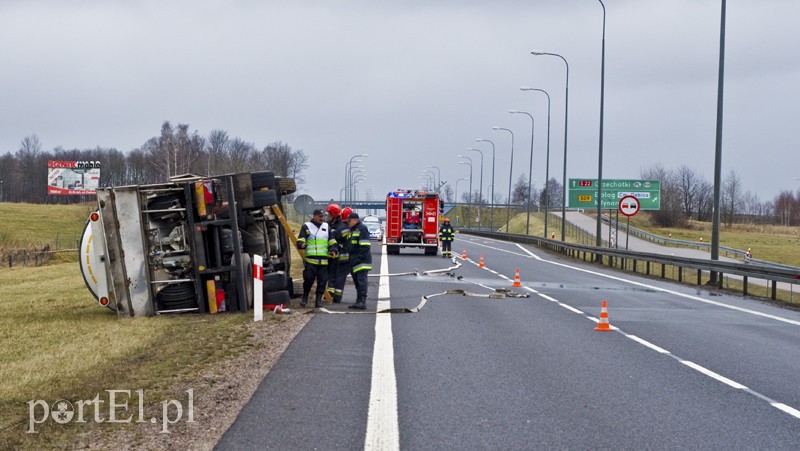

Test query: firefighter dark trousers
[441,240,452,257]
[352,269,369,302]
[303,263,328,296]
[328,260,350,301]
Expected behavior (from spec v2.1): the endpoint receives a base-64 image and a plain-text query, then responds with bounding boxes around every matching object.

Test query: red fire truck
[385,190,443,255]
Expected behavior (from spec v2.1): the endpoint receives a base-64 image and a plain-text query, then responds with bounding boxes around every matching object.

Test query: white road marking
[460,235,800,420]
[365,246,399,450]
[680,361,748,390]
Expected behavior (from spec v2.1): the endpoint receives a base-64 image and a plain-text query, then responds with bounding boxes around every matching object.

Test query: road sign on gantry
[568,179,660,210]
[618,195,640,217]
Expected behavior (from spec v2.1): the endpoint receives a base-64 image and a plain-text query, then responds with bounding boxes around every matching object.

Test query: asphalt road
[217,234,800,450]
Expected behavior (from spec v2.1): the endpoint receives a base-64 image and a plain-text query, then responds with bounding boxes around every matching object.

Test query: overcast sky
[2,0,799,204]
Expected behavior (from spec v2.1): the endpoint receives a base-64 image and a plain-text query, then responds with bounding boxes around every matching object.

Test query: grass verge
[0,258,304,449]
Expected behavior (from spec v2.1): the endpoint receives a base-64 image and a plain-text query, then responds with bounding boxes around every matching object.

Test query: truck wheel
[251,190,278,209]
[387,245,400,255]
[275,177,297,195]
[265,290,291,306]
[263,272,287,292]
[425,246,438,256]
[251,171,276,190]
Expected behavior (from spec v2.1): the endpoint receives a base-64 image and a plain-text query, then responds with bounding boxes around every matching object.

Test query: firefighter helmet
[326,203,341,218]
[341,206,353,220]
[444,217,450,223]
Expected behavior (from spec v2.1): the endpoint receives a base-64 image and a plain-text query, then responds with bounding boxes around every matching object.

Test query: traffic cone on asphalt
[461,249,467,260]
[594,300,613,331]
[512,268,522,287]
[479,255,485,268]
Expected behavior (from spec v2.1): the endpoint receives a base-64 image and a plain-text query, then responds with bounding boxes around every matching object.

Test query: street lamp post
[476,139,496,230]
[0,180,3,203]
[531,50,569,241]
[455,177,469,222]
[596,0,607,252]
[520,87,552,238]
[345,154,367,202]
[458,156,473,228]
[352,176,367,201]
[710,0,727,284]
[427,165,441,191]
[418,176,432,190]
[509,110,535,235]
[349,168,365,201]
[465,148,484,229]
[423,169,437,188]
[492,127,515,233]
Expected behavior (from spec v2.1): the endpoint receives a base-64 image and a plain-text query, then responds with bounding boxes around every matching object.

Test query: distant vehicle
[363,216,382,227]
[367,223,383,241]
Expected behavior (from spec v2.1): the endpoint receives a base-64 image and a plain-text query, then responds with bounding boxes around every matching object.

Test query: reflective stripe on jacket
[298,221,332,265]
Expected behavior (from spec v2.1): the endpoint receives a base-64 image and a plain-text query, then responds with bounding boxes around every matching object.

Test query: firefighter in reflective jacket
[297,208,336,308]
[344,212,372,310]
[329,206,353,303]
[439,217,455,258]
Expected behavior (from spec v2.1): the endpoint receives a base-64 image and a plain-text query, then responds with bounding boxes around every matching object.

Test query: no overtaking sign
[619,195,640,217]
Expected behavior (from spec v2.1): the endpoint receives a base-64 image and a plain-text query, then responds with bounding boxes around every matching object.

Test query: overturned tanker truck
[78,171,297,317]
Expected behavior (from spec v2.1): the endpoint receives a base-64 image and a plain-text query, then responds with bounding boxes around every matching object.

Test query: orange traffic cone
[479,255,485,268]
[512,268,522,287]
[461,249,467,260]
[594,300,613,331]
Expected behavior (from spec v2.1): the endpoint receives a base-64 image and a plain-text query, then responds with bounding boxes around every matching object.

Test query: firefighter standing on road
[329,206,353,303]
[325,204,343,302]
[297,209,336,308]
[345,212,372,310]
[439,217,455,258]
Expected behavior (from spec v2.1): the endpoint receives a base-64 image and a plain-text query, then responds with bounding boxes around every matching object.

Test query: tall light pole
[532,50,569,241]
[465,148,484,228]
[595,0,607,252]
[349,168,365,201]
[352,176,367,200]
[710,0,727,284]
[492,126,515,233]
[458,156,473,228]
[509,110,535,235]
[0,180,3,203]
[427,165,441,190]
[422,169,437,188]
[345,154,367,202]
[520,87,551,238]
[455,177,469,221]
[476,138,496,230]
[418,175,432,190]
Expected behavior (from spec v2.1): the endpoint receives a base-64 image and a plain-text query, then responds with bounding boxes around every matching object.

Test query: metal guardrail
[602,216,799,271]
[463,230,800,300]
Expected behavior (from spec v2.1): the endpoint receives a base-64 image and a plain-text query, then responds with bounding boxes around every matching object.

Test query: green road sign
[568,179,661,210]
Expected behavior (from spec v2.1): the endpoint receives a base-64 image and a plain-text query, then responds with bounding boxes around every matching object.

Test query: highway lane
[218,237,800,449]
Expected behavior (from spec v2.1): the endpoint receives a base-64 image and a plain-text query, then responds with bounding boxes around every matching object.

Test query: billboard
[568,178,661,210]
[47,160,101,195]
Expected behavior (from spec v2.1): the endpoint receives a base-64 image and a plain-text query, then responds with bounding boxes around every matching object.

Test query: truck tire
[425,246,438,256]
[242,253,254,309]
[251,190,278,209]
[263,272,287,292]
[275,177,297,195]
[242,225,269,256]
[265,290,291,306]
[387,245,400,255]
[251,171,276,190]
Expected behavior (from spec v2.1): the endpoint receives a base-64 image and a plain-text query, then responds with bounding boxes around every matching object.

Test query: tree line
[0,122,309,204]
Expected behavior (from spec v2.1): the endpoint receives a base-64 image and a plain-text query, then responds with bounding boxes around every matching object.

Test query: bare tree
[512,173,529,204]
[722,170,743,226]
[676,165,702,219]
[641,163,684,227]
[441,183,454,203]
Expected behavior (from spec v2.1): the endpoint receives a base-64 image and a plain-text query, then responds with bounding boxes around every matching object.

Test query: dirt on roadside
[74,312,312,450]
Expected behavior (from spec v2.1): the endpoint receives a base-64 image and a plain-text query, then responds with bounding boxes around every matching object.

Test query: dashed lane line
[458,236,800,420]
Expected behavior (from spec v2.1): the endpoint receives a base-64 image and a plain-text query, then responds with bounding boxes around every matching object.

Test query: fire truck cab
[385,190,443,256]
